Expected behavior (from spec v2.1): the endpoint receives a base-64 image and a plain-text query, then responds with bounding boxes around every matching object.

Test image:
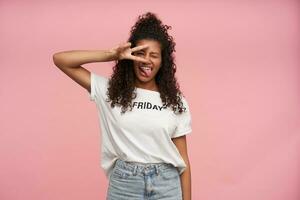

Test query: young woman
[53,12,192,200]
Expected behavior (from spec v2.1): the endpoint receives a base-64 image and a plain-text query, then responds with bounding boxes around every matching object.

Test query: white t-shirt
[87,72,192,180]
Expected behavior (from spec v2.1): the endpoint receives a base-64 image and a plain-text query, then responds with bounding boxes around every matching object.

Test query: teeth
[140,66,152,70]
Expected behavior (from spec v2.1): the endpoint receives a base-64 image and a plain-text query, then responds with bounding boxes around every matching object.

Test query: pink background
[1,0,300,199]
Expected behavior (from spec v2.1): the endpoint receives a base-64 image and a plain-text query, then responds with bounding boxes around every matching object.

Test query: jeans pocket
[160,167,180,180]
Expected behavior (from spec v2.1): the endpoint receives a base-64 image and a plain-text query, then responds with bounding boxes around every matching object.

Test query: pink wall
[1,0,299,199]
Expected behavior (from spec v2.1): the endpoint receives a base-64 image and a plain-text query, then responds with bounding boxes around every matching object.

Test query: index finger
[128,55,151,64]
[131,44,149,52]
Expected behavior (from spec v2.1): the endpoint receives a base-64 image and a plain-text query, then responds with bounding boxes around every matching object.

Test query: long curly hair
[106,12,186,115]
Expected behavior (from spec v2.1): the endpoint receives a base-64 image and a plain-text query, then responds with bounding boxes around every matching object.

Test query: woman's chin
[135,73,153,82]
[136,76,150,82]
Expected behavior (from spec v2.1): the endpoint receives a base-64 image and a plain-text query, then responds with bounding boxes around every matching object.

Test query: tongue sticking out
[140,67,152,77]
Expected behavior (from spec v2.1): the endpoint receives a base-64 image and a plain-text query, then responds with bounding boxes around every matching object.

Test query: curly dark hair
[105,12,186,115]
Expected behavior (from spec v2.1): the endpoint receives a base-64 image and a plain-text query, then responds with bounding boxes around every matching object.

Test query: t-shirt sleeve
[88,72,109,102]
[172,96,192,138]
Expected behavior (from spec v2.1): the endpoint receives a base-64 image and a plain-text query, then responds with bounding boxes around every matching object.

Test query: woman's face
[132,39,162,83]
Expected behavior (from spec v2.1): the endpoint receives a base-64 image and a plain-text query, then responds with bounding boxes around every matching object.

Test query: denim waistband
[114,158,176,175]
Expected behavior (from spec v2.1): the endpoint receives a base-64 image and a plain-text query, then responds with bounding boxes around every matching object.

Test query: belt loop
[155,165,159,175]
[133,165,137,176]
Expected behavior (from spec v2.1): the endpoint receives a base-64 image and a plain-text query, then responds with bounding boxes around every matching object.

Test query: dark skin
[111,41,151,64]
[172,135,192,200]
[112,39,162,91]
[132,39,162,91]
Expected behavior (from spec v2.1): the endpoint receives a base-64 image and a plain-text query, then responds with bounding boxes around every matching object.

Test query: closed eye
[135,52,144,56]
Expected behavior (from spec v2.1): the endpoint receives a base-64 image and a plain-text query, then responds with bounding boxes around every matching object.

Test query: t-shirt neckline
[135,87,160,95]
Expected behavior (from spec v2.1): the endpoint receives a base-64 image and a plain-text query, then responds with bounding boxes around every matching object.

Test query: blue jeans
[106,158,182,200]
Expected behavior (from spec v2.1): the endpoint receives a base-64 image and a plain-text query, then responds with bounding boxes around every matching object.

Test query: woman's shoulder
[91,72,109,83]
[178,93,190,106]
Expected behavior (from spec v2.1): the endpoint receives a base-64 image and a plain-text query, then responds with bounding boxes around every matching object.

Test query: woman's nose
[143,53,148,59]
[141,54,151,63]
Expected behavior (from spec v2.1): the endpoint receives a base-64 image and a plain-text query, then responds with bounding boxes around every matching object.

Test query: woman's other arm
[172,135,192,200]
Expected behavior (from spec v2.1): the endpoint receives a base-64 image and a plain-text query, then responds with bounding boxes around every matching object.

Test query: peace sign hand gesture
[111,42,150,64]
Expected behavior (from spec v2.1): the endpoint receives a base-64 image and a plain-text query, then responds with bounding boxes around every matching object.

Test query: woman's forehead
[136,39,161,52]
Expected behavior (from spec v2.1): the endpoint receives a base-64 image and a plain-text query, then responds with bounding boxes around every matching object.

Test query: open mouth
[138,65,153,77]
